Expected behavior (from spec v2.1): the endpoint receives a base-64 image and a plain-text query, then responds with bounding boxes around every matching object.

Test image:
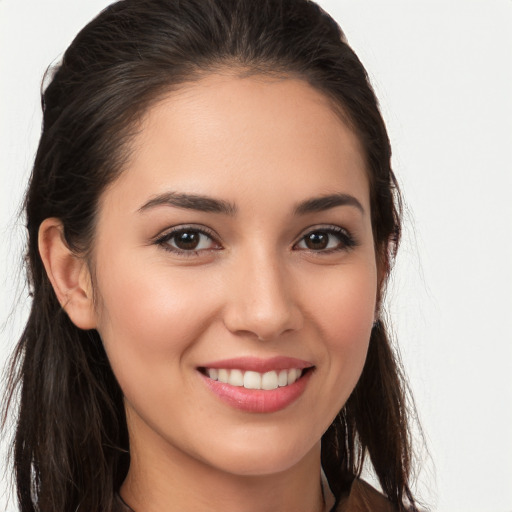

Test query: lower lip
[200,370,312,413]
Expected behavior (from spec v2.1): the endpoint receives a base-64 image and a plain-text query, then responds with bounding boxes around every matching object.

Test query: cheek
[92,255,220,385]
[306,260,377,395]
[310,259,377,339]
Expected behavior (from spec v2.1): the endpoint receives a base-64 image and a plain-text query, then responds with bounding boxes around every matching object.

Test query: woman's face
[90,74,378,477]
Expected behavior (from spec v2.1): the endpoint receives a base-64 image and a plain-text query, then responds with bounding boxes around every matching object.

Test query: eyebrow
[138,191,364,216]
[138,191,237,216]
[294,193,365,215]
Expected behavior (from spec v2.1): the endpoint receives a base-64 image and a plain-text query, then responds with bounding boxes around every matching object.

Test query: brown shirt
[113,478,397,512]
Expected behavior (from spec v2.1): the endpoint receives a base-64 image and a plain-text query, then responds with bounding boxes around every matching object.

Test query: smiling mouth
[199,367,313,390]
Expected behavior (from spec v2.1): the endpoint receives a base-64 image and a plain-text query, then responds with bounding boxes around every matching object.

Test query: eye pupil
[175,231,200,250]
[305,232,328,250]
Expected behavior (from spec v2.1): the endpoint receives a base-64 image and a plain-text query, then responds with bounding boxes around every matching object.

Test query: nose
[222,249,303,341]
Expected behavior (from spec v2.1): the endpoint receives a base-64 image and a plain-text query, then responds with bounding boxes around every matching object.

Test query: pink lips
[198,356,314,413]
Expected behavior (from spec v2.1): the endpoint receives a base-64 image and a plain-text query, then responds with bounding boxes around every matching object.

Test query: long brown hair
[3,1,419,510]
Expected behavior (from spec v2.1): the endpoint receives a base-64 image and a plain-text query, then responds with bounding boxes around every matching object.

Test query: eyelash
[293,225,358,254]
[154,225,221,257]
[154,225,357,256]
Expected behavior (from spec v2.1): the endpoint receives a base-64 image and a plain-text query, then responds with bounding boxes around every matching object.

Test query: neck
[120,418,324,512]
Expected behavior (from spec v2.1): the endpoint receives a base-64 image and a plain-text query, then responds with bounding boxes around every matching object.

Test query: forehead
[101,73,369,215]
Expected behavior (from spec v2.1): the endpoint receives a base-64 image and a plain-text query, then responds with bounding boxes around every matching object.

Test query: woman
[3,0,421,511]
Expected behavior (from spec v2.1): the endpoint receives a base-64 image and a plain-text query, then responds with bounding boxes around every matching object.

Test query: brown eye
[295,227,356,252]
[304,232,329,250]
[174,231,202,250]
[157,228,219,253]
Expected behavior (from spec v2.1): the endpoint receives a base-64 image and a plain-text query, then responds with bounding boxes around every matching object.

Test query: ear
[38,218,97,330]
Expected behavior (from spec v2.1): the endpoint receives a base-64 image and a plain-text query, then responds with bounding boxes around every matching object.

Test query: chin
[197,429,320,477]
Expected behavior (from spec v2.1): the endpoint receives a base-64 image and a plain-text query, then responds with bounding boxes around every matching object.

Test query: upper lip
[198,356,314,373]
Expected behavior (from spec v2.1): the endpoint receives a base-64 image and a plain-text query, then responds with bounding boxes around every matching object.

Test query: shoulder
[335,479,398,512]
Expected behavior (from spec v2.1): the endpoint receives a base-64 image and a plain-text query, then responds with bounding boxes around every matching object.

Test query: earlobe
[38,218,97,330]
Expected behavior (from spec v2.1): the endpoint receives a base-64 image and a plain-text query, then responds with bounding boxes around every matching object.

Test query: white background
[1,1,511,511]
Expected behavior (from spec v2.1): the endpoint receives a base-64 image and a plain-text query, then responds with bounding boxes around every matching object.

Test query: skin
[40,74,379,512]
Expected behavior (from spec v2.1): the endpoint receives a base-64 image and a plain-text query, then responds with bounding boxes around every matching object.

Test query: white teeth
[228,369,244,387]
[287,368,299,385]
[218,369,229,383]
[243,371,261,389]
[261,371,278,390]
[205,368,305,390]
